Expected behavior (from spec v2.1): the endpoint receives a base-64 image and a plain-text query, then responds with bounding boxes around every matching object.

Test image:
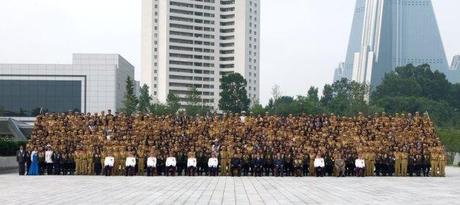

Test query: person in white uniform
[355,154,366,177]
[208,153,219,176]
[104,152,115,176]
[125,152,136,176]
[165,152,177,176]
[314,154,325,177]
[187,152,197,176]
[45,146,54,175]
[146,151,157,176]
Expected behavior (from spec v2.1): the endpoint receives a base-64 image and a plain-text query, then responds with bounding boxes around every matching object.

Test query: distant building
[141,0,261,109]
[333,62,346,82]
[335,0,460,86]
[0,54,135,117]
[451,55,460,71]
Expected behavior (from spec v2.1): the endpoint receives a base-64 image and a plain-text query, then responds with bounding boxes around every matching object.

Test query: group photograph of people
[18,109,447,178]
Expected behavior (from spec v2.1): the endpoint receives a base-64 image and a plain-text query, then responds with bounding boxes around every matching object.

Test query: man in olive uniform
[86,150,93,175]
[401,151,408,177]
[439,150,447,177]
[75,150,82,175]
[120,148,127,176]
[430,150,439,177]
[219,147,229,176]
[367,151,376,176]
[138,148,145,176]
[394,150,402,176]
[113,148,120,175]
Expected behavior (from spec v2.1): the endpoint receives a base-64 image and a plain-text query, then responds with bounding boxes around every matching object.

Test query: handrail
[7,118,27,141]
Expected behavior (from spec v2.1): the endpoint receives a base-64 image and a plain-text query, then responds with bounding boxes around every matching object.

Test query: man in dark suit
[274,153,284,177]
[230,153,241,177]
[16,145,26,175]
[252,153,264,177]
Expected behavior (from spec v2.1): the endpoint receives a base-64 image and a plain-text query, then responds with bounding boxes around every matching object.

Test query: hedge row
[438,127,460,153]
[0,140,27,156]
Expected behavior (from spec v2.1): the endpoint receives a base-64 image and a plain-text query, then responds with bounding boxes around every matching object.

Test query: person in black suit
[273,153,284,177]
[16,146,26,175]
[252,153,264,177]
[53,151,62,175]
[230,153,241,177]
[25,150,31,175]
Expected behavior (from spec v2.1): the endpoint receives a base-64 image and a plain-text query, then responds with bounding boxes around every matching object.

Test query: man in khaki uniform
[113,148,120,175]
[138,148,145,176]
[75,150,81,175]
[86,150,93,175]
[219,147,229,176]
[401,151,408,176]
[394,150,401,176]
[439,150,446,177]
[80,149,87,175]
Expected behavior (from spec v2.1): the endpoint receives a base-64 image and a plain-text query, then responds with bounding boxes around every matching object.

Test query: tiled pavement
[1,167,459,205]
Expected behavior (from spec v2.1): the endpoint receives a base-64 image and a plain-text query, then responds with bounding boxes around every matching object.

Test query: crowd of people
[19,110,447,177]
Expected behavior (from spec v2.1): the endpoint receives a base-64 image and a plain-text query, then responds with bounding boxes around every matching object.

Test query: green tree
[373,64,451,101]
[319,78,376,116]
[121,76,138,116]
[185,87,200,115]
[185,87,209,116]
[249,100,265,115]
[138,84,152,113]
[219,73,250,113]
[166,93,181,115]
[320,84,333,108]
[270,96,300,115]
[372,64,459,126]
[307,86,319,103]
[149,103,169,116]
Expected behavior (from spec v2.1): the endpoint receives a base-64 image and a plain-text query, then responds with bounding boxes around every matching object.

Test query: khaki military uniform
[401,152,408,176]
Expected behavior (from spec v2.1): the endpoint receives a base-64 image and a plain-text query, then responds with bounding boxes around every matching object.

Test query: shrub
[0,139,27,156]
[437,127,460,153]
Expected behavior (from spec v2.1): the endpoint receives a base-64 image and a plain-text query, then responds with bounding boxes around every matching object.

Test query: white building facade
[141,0,260,109]
[0,54,135,116]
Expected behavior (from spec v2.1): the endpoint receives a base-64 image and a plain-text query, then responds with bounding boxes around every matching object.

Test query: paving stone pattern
[1,167,459,205]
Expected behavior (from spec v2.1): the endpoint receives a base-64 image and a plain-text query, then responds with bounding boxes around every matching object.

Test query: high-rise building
[334,0,460,86]
[141,0,260,110]
[333,62,346,82]
[451,55,460,71]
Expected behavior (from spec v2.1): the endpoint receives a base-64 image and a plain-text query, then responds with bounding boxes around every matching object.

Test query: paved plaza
[1,167,460,205]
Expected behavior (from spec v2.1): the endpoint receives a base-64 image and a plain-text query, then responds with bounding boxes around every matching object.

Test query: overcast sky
[0,0,459,105]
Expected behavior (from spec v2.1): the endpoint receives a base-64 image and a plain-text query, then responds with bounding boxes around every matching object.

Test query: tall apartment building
[141,0,260,110]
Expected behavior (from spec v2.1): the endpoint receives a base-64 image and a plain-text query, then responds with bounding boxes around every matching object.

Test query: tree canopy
[138,84,152,113]
[372,64,460,126]
[219,73,250,113]
[121,76,138,116]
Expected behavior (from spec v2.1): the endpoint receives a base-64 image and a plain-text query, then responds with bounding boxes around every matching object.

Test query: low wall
[0,156,18,169]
